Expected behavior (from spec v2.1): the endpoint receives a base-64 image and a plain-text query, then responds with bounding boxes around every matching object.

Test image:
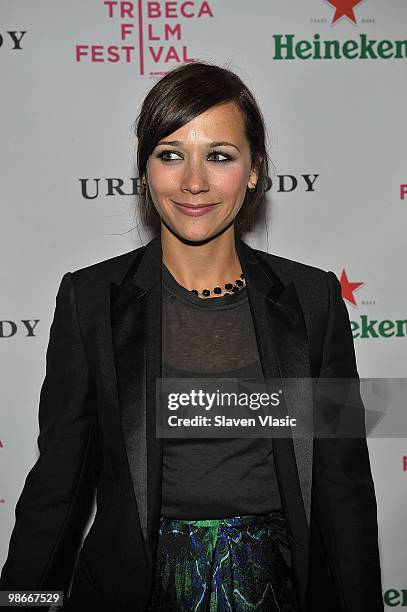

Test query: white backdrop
[1,1,406,607]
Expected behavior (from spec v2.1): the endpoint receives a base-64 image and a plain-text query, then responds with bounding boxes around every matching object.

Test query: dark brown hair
[133,60,271,235]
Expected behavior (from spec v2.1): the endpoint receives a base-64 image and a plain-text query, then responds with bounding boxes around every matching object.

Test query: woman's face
[145,101,258,243]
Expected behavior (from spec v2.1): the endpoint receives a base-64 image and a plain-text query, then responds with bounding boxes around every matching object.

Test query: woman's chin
[179,229,228,245]
[164,219,233,245]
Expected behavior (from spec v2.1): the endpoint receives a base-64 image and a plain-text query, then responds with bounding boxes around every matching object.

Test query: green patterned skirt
[147,508,299,611]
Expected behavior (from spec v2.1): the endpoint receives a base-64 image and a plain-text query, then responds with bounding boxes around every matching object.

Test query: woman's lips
[172,201,219,217]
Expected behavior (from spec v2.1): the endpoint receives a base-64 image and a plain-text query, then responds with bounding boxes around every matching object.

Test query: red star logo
[327,0,363,24]
[339,269,364,306]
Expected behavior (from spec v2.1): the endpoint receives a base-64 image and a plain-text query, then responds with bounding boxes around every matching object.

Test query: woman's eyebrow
[156,140,241,152]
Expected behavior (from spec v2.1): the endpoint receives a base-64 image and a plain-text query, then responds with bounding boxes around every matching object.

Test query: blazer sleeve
[0,272,101,592]
[312,271,383,612]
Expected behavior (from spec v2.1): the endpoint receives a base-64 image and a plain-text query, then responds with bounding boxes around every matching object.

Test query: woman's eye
[210,151,231,163]
[156,150,232,163]
[157,150,181,161]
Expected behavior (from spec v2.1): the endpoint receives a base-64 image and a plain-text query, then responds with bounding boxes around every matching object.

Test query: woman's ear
[247,167,259,192]
[247,154,263,191]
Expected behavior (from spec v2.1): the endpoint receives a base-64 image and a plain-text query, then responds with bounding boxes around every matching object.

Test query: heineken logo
[383,589,407,606]
[273,34,407,60]
[340,270,364,307]
[339,270,406,339]
[327,0,363,25]
[352,316,407,339]
[271,1,406,60]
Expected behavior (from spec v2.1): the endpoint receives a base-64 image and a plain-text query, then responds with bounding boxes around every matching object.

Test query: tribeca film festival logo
[339,269,406,339]
[75,1,213,75]
[273,0,407,60]
[78,174,319,199]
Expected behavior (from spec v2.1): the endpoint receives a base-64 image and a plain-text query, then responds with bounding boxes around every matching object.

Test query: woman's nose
[181,163,210,193]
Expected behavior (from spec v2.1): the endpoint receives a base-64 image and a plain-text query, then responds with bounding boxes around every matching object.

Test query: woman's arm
[0,272,101,591]
[311,271,383,612]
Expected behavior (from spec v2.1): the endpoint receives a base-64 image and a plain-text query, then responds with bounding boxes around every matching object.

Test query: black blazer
[0,234,383,612]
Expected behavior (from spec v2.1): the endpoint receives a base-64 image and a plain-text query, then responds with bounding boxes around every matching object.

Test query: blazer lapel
[109,235,163,572]
[236,238,313,611]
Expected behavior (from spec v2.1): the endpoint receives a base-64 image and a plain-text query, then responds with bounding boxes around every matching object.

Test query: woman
[0,61,383,611]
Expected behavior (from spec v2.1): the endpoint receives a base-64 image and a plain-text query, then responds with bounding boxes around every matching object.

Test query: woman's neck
[161,224,243,294]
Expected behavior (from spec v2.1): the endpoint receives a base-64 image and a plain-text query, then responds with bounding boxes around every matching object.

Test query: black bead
[202,289,210,297]
[240,273,245,279]
[224,283,233,290]
[232,286,239,293]
[191,289,199,295]
[235,279,243,287]
[214,287,222,294]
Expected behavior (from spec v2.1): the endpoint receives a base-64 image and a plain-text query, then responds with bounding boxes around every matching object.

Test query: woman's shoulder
[247,245,338,317]
[68,244,147,293]
[250,244,333,285]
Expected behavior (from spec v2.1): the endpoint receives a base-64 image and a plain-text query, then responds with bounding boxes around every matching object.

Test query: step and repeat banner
[1,0,406,607]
